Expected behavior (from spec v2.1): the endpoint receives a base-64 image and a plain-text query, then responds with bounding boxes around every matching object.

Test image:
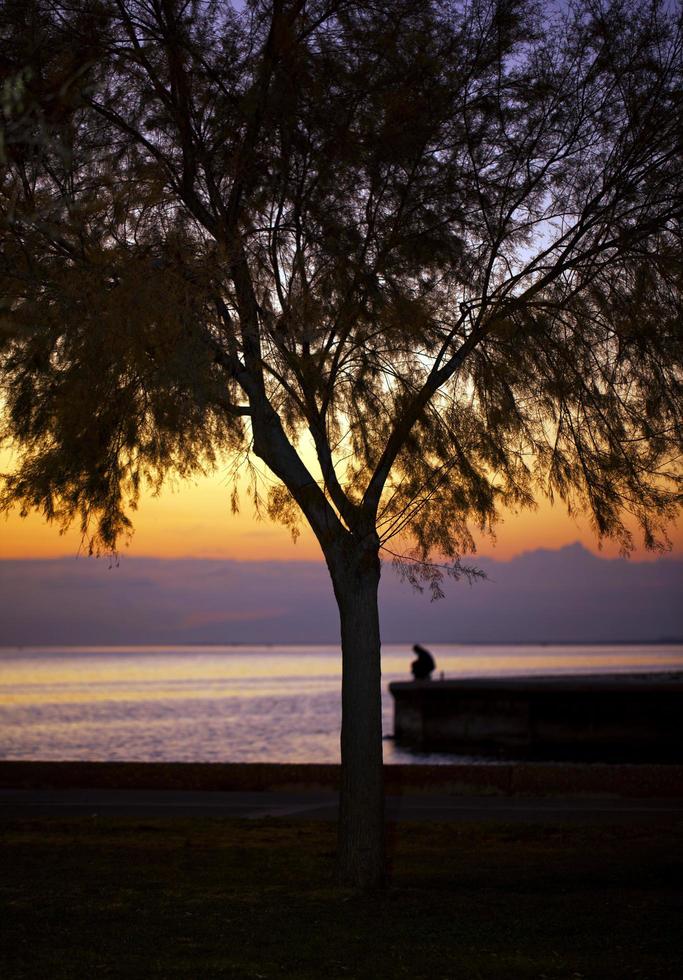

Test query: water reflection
[1,644,681,763]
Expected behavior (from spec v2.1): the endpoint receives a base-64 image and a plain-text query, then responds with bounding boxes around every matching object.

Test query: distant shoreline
[2,639,683,649]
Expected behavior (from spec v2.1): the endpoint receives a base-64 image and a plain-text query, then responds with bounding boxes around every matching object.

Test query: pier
[389,673,683,761]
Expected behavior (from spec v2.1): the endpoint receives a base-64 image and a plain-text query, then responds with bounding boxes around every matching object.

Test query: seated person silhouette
[411,644,436,680]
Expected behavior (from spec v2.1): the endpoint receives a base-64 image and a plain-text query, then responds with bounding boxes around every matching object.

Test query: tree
[1,0,682,887]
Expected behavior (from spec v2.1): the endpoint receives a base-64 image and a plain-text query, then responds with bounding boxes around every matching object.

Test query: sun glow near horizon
[2,447,681,562]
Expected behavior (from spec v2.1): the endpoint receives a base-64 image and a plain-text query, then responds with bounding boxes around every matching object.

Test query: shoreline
[1,759,682,798]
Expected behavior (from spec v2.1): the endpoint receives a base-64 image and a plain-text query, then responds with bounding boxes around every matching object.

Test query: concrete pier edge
[389,673,683,760]
[0,760,681,798]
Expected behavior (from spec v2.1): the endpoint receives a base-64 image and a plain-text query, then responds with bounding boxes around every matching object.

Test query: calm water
[1,644,682,764]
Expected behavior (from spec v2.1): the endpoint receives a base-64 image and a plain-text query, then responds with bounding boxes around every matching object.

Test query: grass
[1,815,682,979]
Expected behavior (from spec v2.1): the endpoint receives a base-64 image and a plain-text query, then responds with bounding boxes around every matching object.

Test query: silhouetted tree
[1,0,682,888]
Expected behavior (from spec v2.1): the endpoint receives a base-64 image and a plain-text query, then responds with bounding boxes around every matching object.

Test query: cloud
[179,608,286,628]
[0,543,681,645]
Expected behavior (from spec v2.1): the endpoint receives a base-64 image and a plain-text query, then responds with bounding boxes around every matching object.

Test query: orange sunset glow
[2,446,681,561]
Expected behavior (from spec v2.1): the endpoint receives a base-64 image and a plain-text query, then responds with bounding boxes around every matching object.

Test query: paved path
[1,788,682,823]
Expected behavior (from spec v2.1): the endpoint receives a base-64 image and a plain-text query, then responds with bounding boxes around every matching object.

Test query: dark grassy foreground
[1,816,682,979]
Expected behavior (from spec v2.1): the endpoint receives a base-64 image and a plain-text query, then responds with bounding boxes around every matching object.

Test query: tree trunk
[327,539,385,890]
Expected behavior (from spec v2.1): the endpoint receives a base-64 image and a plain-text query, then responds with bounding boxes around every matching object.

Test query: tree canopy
[2,0,681,571]
[1,0,682,888]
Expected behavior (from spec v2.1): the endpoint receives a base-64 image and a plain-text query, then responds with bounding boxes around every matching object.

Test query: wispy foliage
[1,0,681,561]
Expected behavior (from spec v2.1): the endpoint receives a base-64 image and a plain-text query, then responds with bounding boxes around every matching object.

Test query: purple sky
[1,543,681,645]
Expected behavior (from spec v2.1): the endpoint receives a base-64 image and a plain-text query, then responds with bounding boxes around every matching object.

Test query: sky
[2,445,682,562]
[2,446,682,646]
[1,544,682,645]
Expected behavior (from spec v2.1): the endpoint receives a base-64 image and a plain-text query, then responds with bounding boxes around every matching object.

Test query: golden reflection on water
[2,644,682,763]
[1,644,682,708]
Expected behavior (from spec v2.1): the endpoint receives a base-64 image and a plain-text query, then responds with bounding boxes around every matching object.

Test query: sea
[1,644,682,764]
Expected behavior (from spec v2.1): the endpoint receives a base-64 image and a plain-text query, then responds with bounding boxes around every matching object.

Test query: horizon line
[1,541,682,564]
[2,638,683,649]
